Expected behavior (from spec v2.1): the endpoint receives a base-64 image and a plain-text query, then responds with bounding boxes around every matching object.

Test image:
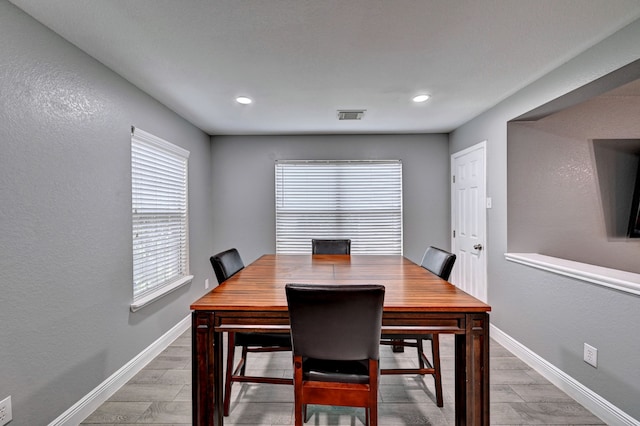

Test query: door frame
[450,140,488,302]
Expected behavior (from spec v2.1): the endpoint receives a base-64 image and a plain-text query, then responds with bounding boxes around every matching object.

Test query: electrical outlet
[0,395,12,426]
[584,343,598,368]
[205,278,209,289]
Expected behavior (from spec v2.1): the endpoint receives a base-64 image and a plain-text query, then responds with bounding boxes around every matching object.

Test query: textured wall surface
[0,2,213,425]
[209,134,450,265]
[3,0,640,422]
[508,115,640,273]
[450,18,640,421]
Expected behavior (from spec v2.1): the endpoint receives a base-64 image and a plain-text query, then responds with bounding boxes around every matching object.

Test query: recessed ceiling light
[412,94,430,103]
[236,96,252,105]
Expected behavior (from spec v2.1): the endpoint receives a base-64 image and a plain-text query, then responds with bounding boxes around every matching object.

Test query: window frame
[130,127,192,312]
[275,160,403,255]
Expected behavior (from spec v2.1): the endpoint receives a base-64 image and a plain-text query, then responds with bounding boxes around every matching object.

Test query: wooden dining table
[191,254,491,425]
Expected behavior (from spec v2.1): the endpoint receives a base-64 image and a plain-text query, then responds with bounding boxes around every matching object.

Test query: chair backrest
[420,246,456,280]
[210,248,244,284]
[285,284,385,361]
[311,239,351,255]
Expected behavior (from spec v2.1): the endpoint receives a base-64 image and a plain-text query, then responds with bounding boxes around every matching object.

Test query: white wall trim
[490,324,639,426]
[48,315,191,426]
[130,275,194,312]
[504,252,640,296]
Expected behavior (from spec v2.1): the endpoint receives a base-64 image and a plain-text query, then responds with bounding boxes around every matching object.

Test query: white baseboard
[490,324,639,426]
[48,315,191,426]
[47,319,638,425]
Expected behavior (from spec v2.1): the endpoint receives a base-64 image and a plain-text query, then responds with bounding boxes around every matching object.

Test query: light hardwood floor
[81,329,604,425]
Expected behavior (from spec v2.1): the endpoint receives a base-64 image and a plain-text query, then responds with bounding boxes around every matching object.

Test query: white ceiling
[10,0,640,135]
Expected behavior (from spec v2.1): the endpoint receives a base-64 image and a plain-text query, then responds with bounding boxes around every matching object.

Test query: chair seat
[235,332,291,347]
[303,358,370,384]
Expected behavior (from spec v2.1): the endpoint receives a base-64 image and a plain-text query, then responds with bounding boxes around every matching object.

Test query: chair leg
[431,334,443,407]
[369,399,377,426]
[223,332,235,416]
[294,404,304,426]
[416,339,425,371]
[369,359,378,426]
[294,356,304,426]
[239,345,249,375]
[294,404,303,426]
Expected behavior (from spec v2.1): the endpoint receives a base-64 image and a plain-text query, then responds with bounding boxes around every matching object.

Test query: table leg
[192,312,224,426]
[214,325,223,425]
[455,312,490,425]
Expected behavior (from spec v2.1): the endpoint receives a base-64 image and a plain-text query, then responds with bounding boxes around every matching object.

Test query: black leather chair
[379,246,456,408]
[210,248,292,416]
[311,238,351,254]
[210,248,246,285]
[285,284,385,426]
[420,246,456,280]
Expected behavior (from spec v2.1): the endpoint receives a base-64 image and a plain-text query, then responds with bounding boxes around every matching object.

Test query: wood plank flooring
[80,329,604,425]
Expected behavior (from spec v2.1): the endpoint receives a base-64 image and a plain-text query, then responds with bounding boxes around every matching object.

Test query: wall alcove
[506,59,640,276]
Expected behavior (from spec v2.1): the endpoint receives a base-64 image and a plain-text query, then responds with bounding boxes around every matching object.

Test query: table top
[191,254,490,313]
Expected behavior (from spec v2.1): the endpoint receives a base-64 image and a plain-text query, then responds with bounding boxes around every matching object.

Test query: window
[275,160,402,254]
[130,127,191,311]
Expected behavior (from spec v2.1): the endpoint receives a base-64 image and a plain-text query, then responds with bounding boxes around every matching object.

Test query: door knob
[473,244,483,251]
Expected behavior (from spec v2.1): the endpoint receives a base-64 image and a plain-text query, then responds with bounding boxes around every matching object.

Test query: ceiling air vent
[337,110,365,120]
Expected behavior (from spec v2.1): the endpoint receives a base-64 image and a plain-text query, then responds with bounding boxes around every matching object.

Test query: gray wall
[450,18,640,420]
[209,134,450,265]
[508,111,640,273]
[0,3,214,425]
[4,0,639,422]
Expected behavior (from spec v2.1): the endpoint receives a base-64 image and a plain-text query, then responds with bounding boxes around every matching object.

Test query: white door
[451,141,487,302]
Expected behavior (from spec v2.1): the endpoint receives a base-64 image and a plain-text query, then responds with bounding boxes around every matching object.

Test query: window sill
[130,275,194,312]
[504,253,640,296]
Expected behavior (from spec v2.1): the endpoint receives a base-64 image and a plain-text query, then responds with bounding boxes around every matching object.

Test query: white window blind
[131,127,191,310]
[275,160,403,254]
